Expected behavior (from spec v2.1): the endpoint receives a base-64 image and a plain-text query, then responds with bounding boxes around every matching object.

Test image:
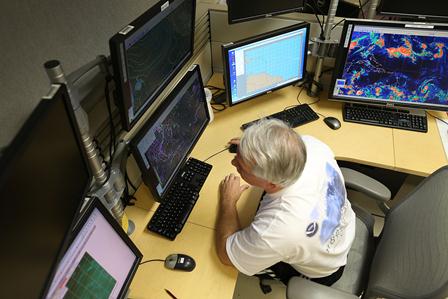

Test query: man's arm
[215,174,249,266]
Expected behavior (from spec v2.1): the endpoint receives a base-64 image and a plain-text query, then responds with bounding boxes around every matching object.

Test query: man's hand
[219,173,250,207]
[216,173,249,266]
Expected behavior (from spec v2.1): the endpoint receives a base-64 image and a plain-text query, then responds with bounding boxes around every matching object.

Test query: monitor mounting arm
[309,0,340,97]
[44,57,134,235]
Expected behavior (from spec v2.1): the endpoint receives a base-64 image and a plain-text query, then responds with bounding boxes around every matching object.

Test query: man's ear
[264,181,281,193]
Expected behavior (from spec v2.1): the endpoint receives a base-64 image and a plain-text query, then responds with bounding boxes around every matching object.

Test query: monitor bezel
[377,0,448,21]
[45,197,142,299]
[226,0,305,24]
[130,64,210,202]
[222,22,310,107]
[0,84,92,299]
[109,0,196,131]
[329,19,448,112]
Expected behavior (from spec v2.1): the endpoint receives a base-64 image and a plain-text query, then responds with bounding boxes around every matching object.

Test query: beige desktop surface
[126,206,238,299]
[393,111,448,177]
[132,73,448,229]
[128,74,447,299]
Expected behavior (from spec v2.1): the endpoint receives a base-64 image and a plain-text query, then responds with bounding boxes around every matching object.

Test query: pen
[165,289,178,299]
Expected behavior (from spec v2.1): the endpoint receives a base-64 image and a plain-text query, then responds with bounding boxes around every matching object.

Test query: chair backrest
[366,166,448,299]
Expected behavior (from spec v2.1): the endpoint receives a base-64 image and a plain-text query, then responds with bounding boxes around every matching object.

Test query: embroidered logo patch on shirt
[306,222,319,237]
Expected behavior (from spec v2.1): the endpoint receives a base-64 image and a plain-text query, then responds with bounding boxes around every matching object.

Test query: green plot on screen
[64,252,116,299]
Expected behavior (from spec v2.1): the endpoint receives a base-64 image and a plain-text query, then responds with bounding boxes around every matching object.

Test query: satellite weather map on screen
[332,23,448,109]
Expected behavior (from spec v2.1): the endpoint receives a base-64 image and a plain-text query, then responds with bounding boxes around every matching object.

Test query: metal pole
[367,0,380,19]
[44,59,134,234]
[309,0,340,96]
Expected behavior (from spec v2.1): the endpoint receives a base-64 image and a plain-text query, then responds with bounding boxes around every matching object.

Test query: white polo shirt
[226,136,356,278]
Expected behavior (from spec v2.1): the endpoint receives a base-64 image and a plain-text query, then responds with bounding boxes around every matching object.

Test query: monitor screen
[222,22,310,106]
[131,65,209,200]
[0,85,91,298]
[109,0,196,131]
[377,0,448,20]
[227,0,304,24]
[45,198,142,299]
[329,20,448,111]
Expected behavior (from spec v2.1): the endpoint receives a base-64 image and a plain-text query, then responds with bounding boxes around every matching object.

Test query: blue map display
[337,30,448,105]
[244,36,301,82]
[228,28,307,104]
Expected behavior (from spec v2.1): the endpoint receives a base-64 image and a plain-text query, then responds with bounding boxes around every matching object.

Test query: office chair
[287,165,448,299]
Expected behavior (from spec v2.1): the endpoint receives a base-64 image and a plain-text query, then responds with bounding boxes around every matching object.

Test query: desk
[127,74,447,298]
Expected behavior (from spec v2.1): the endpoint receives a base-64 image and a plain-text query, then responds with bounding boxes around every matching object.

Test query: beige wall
[0,0,158,149]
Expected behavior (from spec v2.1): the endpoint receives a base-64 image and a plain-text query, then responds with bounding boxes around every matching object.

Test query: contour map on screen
[144,79,207,190]
[126,0,193,120]
[335,28,448,106]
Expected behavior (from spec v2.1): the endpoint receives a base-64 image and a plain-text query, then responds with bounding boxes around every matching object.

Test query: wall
[0,0,158,149]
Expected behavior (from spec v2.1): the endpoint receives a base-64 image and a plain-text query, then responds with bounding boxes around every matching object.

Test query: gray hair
[239,118,307,187]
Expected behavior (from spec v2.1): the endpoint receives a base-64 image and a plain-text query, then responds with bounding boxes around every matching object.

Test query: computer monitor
[0,84,91,298]
[45,198,142,299]
[227,0,305,24]
[377,0,448,21]
[130,65,210,201]
[329,19,448,111]
[222,22,310,106]
[109,0,196,131]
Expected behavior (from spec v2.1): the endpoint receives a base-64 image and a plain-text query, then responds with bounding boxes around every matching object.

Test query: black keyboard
[343,104,428,132]
[241,104,319,130]
[147,158,212,240]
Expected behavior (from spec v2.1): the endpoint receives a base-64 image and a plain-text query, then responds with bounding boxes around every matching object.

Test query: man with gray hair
[215,118,355,288]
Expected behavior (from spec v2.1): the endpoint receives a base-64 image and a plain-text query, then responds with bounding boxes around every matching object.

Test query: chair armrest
[287,277,359,299]
[341,167,391,203]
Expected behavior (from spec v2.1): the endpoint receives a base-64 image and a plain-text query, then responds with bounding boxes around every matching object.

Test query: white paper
[436,119,448,160]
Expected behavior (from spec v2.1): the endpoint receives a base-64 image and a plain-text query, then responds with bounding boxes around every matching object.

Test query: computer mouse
[228,143,238,153]
[164,254,196,272]
[323,117,341,130]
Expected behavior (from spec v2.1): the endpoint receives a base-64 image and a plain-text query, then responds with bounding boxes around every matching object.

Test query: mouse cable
[139,259,165,265]
[203,147,230,162]
[294,86,325,119]
[427,111,448,126]
[296,80,320,106]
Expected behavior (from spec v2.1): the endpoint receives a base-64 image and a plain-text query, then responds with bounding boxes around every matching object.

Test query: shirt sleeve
[225,224,283,276]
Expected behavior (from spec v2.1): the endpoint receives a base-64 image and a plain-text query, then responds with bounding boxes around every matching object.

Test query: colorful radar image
[335,28,448,106]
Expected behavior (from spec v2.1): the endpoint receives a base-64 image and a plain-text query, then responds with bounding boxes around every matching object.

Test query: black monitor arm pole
[44,57,134,235]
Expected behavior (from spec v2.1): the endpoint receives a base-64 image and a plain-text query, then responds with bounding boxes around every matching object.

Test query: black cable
[296,85,306,105]
[331,18,346,31]
[104,77,116,161]
[427,111,448,126]
[296,79,321,106]
[205,84,225,91]
[360,0,372,8]
[204,147,230,162]
[211,103,226,112]
[305,3,324,37]
[139,259,165,265]
[312,0,327,38]
[358,0,366,18]
[125,170,138,191]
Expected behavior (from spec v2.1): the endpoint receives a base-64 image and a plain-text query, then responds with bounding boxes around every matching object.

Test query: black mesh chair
[287,166,448,299]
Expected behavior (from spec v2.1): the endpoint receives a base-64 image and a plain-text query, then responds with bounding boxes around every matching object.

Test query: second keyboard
[241,104,319,130]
